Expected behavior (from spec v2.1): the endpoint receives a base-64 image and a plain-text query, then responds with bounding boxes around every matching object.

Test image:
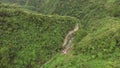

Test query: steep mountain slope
[41,0,120,68]
[43,17,120,68]
[2,0,120,30]
[0,0,120,68]
[0,3,81,68]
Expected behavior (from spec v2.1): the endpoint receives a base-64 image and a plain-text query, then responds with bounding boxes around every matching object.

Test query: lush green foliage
[0,0,120,68]
[0,3,81,68]
[43,17,120,68]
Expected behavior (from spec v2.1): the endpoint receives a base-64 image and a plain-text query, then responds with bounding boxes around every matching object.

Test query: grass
[0,3,81,68]
[0,0,120,68]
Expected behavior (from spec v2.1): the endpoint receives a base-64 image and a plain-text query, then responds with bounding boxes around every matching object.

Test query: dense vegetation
[0,0,120,68]
[0,3,81,68]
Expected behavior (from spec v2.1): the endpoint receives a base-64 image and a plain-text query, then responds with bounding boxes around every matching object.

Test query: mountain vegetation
[0,0,120,68]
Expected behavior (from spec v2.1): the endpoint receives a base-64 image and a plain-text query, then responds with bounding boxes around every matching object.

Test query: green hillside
[0,0,120,68]
[43,17,120,68]
[0,3,82,68]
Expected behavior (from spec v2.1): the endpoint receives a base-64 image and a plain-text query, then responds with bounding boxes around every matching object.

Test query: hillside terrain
[0,3,81,68]
[0,0,120,68]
